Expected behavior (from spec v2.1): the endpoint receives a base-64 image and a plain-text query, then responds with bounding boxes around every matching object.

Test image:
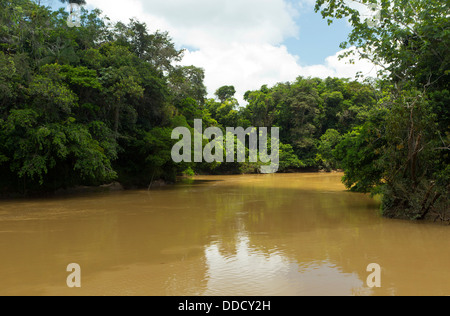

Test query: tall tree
[316,0,449,220]
[215,85,236,103]
[274,78,321,161]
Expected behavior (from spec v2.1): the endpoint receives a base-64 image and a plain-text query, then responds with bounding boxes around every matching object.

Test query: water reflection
[203,234,370,296]
[0,173,448,296]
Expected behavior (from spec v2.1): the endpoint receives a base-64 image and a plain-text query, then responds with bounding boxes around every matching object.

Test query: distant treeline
[0,0,448,221]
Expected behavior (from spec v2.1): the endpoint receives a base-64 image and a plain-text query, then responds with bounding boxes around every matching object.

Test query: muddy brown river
[0,173,448,296]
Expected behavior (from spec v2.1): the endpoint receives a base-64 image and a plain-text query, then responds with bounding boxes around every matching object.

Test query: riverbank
[1,172,448,225]
[2,172,449,296]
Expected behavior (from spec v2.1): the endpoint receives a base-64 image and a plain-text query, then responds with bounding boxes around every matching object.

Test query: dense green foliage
[0,0,194,192]
[315,0,449,221]
[0,1,447,222]
[0,0,378,194]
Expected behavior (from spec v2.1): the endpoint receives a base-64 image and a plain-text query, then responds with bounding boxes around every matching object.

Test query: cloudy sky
[52,0,380,104]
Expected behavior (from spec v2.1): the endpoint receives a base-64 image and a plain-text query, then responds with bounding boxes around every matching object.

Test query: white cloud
[181,43,303,104]
[88,0,299,47]
[86,0,379,105]
[318,48,380,79]
[140,0,299,47]
[182,45,379,105]
[87,0,146,23]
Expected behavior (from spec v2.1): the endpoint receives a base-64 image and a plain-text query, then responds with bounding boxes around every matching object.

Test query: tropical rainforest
[0,0,448,221]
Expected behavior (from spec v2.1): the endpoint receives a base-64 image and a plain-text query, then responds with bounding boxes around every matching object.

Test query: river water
[0,173,448,296]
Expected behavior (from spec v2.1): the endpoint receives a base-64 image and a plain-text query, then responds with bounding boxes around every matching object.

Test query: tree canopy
[315,0,449,221]
[0,0,447,221]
